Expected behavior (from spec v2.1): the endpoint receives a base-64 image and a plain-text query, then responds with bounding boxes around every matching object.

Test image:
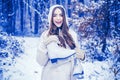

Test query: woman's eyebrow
[59,13,63,16]
[53,13,57,17]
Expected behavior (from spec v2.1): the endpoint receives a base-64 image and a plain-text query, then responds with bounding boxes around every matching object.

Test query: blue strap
[51,58,57,63]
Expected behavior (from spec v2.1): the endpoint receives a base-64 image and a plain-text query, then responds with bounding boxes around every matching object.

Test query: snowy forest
[0,0,120,80]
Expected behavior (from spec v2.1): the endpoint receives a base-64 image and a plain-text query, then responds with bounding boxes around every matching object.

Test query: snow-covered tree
[0,32,24,80]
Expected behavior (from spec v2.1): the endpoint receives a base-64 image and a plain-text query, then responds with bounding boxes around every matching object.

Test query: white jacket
[36,29,84,80]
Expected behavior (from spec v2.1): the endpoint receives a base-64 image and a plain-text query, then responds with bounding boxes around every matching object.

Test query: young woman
[36,5,85,80]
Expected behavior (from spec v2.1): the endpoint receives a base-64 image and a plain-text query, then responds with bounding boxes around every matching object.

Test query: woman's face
[53,8,63,28]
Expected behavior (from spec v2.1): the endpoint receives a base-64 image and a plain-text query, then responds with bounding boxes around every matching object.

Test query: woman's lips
[55,21,62,24]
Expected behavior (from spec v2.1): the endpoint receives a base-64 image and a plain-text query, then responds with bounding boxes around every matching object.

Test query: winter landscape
[0,34,119,80]
[0,0,120,80]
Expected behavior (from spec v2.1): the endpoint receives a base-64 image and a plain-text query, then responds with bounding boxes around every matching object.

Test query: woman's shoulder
[39,30,49,40]
[41,30,49,37]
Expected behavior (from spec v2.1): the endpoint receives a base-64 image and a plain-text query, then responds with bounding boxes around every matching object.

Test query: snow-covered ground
[3,37,115,80]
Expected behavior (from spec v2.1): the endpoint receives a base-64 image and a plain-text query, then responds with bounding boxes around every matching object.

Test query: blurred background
[0,0,120,80]
[0,0,119,37]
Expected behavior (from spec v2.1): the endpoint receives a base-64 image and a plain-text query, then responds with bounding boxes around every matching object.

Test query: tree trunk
[6,0,15,34]
[56,0,60,4]
[68,0,71,17]
[28,0,32,29]
[114,0,118,29]
[20,0,24,32]
[34,2,38,34]
[101,0,110,52]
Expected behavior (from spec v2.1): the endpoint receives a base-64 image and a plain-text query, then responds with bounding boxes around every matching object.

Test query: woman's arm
[70,29,85,60]
[36,30,61,65]
[36,31,49,66]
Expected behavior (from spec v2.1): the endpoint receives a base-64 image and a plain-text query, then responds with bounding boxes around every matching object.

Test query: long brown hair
[48,5,76,49]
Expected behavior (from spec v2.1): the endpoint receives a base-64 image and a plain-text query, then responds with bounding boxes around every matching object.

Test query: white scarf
[47,41,84,79]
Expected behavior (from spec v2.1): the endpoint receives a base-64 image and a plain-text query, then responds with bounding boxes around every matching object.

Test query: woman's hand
[75,48,85,60]
[43,35,58,46]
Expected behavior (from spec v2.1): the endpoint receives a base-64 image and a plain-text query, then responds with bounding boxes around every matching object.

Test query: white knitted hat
[48,5,69,27]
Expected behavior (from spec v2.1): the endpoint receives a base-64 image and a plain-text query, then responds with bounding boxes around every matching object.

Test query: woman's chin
[56,25,62,28]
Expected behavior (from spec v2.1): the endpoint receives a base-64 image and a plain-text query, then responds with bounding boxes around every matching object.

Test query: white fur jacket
[36,29,80,65]
[36,29,84,80]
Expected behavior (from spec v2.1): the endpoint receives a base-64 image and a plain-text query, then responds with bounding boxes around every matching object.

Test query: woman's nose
[56,16,61,20]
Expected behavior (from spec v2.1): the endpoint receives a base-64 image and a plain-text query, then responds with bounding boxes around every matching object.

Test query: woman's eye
[53,14,63,17]
[53,14,57,17]
[60,14,63,16]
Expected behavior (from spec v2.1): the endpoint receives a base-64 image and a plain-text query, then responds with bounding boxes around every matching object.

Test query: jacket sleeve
[36,31,49,66]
